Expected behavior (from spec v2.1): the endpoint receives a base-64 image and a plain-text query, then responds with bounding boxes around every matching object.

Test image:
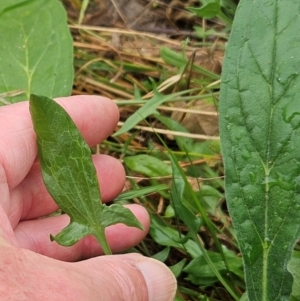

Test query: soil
[64,0,203,33]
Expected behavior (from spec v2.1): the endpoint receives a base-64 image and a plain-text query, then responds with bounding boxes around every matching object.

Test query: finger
[3,245,176,301]
[0,95,119,191]
[14,204,150,261]
[9,154,125,227]
[75,254,177,301]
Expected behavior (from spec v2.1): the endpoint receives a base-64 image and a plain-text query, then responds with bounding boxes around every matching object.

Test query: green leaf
[114,184,169,201]
[124,154,172,177]
[0,0,73,104]
[101,204,143,229]
[195,185,223,216]
[114,87,171,136]
[169,157,201,234]
[155,115,195,153]
[169,259,187,278]
[288,251,300,301]
[160,47,220,80]
[50,222,91,246]
[188,0,221,19]
[30,95,142,254]
[160,47,187,69]
[151,246,170,262]
[219,1,300,300]
[183,249,243,286]
[149,213,202,258]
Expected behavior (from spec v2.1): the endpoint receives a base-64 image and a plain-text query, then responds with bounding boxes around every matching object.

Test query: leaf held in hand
[30,94,143,254]
[220,1,300,300]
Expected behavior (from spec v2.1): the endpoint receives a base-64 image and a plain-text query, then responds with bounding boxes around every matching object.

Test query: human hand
[0,95,176,300]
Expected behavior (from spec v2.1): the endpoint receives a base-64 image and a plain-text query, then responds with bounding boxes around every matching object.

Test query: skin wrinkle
[0,208,16,244]
[77,255,148,301]
[0,246,85,300]
[0,244,149,301]
[0,165,10,214]
[0,113,36,191]
[11,161,54,223]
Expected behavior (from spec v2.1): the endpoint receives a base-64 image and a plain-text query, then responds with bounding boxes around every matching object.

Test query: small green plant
[220,0,300,300]
[188,0,237,27]
[29,94,143,254]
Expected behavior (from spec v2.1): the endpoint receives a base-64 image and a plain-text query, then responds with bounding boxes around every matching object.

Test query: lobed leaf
[30,95,143,253]
[101,204,143,229]
[220,1,300,300]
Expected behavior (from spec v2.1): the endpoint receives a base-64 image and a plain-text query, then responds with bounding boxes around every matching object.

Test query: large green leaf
[30,95,143,255]
[0,0,73,104]
[219,1,300,300]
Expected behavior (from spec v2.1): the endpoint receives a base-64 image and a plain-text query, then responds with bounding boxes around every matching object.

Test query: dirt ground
[64,0,203,32]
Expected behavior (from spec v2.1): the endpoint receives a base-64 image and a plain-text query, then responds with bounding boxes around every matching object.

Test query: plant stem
[94,230,112,255]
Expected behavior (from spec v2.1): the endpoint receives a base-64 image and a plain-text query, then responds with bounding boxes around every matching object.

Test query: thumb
[78,254,177,301]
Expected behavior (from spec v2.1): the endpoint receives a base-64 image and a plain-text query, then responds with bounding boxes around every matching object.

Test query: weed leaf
[155,115,195,153]
[169,157,201,234]
[114,87,196,136]
[30,95,142,253]
[114,184,169,201]
[220,1,300,300]
[124,154,172,177]
[101,204,143,229]
[149,213,202,258]
[188,0,221,19]
[114,87,165,136]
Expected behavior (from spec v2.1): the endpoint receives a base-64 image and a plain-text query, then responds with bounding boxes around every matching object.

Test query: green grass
[63,1,242,300]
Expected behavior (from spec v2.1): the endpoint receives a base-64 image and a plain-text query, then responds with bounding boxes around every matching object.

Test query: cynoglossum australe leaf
[30,95,142,254]
[0,0,73,104]
[220,1,300,301]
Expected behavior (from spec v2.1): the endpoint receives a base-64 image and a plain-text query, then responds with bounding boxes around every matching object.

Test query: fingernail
[137,258,177,301]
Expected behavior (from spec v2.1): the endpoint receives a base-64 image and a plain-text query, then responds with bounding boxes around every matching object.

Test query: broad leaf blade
[0,0,73,104]
[30,94,103,245]
[220,1,300,301]
[30,95,143,253]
